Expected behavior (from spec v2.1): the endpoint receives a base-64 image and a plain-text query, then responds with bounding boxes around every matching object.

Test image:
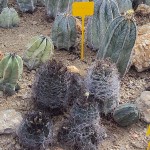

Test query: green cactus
[17,0,37,12]
[0,7,20,28]
[23,35,54,70]
[51,13,77,51]
[86,0,120,50]
[97,11,137,77]
[0,53,23,96]
[85,59,120,115]
[0,0,7,13]
[116,0,132,13]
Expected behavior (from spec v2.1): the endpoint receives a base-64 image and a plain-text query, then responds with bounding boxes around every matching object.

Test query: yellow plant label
[146,125,150,150]
[72,2,94,60]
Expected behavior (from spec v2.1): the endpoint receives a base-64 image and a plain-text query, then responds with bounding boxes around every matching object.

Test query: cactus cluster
[51,13,77,51]
[85,59,120,115]
[17,112,53,149]
[23,35,54,70]
[0,7,20,28]
[0,53,23,96]
[0,0,7,13]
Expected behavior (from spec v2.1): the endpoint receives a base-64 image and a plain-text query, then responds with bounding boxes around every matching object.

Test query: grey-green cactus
[17,0,37,12]
[0,7,20,28]
[116,0,132,13]
[85,59,120,115]
[23,35,54,70]
[51,13,77,51]
[0,53,23,96]
[86,0,120,50]
[97,11,137,77]
[0,0,7,13]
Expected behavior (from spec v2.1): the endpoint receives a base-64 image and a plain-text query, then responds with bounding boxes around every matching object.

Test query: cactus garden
[0,0,150,149]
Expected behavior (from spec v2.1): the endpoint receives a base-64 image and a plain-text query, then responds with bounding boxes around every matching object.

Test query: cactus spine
[51,13,77,50]
[0,53,23,96]
[17,0,37,12]
[86,0,120,50]
[85,59,120,115]
[0,0,7,13]
[97,11,137,76]
[23,35,54,70]
[0,7,20,28]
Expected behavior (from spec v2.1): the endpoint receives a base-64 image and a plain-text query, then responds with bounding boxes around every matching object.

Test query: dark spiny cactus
[0,0,7,13]
[17,112,53,149]
[85,59,120,115]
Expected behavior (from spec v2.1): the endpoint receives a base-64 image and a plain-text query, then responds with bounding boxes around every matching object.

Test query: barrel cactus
[0,0,7,13]
[97,10,137,77]
[86,0,120,50]
[0,7,20,28]
[23,35,54,70]
[0,53,23,96]
[17,112,53,149]
[113,103,139,127]
[17,0,37,12]
[51,13,77,51]
[85,59,120,115]
[116,0,132,13]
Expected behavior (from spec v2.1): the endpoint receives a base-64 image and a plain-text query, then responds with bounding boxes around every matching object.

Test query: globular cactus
[86,0,120,50]
[0,53,23,96]
[97,10,137,77]
[116,0,132,13]
[17,112,53,149]
[32,60,83,116]
[51,13,77,51]
[0,7,20,28]
[17,0,37,12]
[58,101,105,150]
[23,35,54,70]
[85,59,120,115]
[0,0,7,13]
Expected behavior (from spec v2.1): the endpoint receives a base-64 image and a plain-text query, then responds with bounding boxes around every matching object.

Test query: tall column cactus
[0,0,7,13]
[51,13,77,51]
[85,59,120,115]
[17,0,37,12]
[86,0,120,50]
[97,10,137,77]
[0,53,23,96]
[0,7,20,28]
[23,35,54,70]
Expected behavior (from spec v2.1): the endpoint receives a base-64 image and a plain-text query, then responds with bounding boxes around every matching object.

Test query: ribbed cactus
[17,112,53,149]
[23,35,54,70]
[51,13,77,50]
[116,0,132,13]
[86,0,120,50]
[0,53,23,96]
[85,59,120,115]
[17,0,37,12]
[0,0,7,13]
[58,102,105,150]
[0,7,20,28]
[97,10,137,77]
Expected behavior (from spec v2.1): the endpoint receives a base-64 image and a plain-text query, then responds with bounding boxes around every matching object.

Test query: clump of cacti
[85,59,120,115]
[97,10,137,77]
[116,0,132,13]
[86,0,120,50]
[32,60,84,116]
[23,35,54,70]
[0,7,20,28]
[113,103,140,127]
[0,53,23,96]
[0,0,7,13]
[58,101,105,150]
[17,0,37,13]
[17,112,53,149]
[51,13,77,51]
